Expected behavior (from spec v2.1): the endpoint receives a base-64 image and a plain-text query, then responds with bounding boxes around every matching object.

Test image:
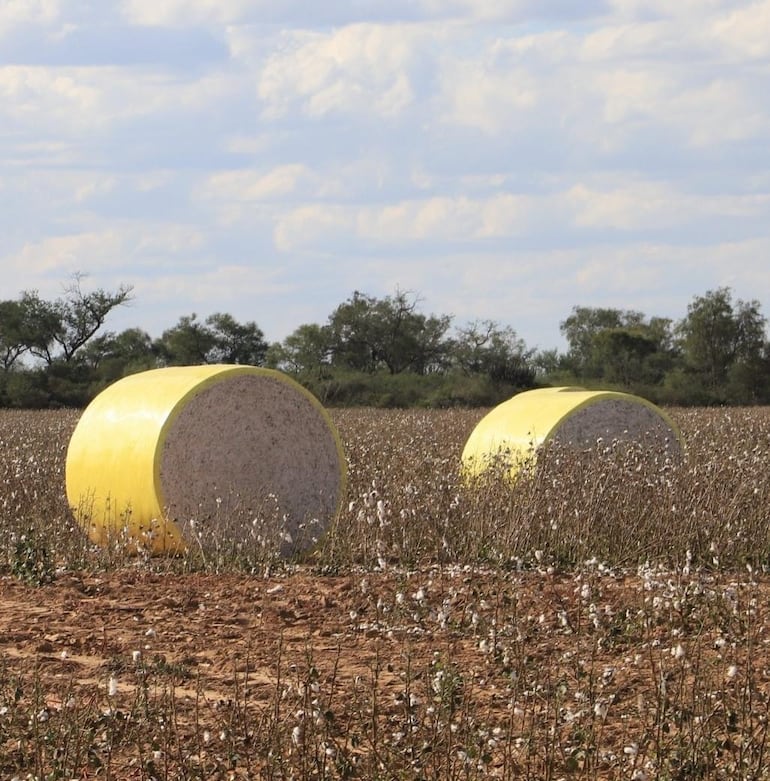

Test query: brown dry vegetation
[1,406,770,779]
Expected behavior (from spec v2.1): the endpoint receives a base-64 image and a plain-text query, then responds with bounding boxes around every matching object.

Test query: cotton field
[1,406,770,778]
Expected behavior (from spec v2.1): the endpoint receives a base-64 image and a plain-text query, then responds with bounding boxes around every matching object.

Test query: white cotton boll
[726,665,738,679]
[108,676,118,697]
[594,701,608,719]
[673,643,686,660]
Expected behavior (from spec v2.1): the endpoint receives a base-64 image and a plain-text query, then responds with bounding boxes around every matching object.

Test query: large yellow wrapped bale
[66,365,346,556]
[462,386,683,479]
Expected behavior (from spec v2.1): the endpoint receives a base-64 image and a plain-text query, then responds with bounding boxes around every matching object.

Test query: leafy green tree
[725,349,770,404]
[590,328,654,386]
[560,306,676,386]
[80,328,158,383]
[0,299,38,370]
[205,313,268,365]
[156,314,216,365]
[157,313,268,366]
[11,292,63,365]
[452,320,535,387]
[328,290,452,375]
[267,323,333,377]
[531,348,568,381]
[326,291,378,372]
[676,288,766,394]
[25,275,134,365]
[560,306,627,377]
[591,326,675,387]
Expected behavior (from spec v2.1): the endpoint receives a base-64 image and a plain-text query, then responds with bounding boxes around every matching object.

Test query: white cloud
[273,205,351,252]
[0,0,59,36]
[712,1,770,58]
[134,224,206,255]
[255,24,423,118]
[72,175,117,203]
[269,181,770,256]
[116,262,292,338]
[121,0,253,26]
[566,238,770,305]
[4,222,207,287]
[7,231,125,276]
[273,193,534,251]
[607,0,730,21]
[0,64,237,141]
[567,180,770,231]
[0,66,100,129]
[674,78,768,147]
[595,69,672,125]
[566,182,676,230]
[2,2,768,351]
[133,170,175,192]
[204,164,313,201]
[0,168,182,232]
[437,57,537,134]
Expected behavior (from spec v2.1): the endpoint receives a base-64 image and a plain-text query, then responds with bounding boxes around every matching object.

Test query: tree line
[1,277,768,408]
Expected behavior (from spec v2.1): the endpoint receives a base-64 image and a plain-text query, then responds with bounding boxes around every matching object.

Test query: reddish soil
[1,567,768,778]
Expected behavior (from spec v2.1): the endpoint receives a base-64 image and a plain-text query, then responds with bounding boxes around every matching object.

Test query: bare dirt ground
[2,565,769,778]
[1,568,426,708]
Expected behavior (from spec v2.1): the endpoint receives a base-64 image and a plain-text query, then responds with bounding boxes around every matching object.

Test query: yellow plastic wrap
[462,386,683,479]
[66,365,346,555]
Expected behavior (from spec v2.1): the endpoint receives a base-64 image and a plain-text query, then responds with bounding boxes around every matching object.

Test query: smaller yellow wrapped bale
[66,365,346,556]
[462,386,683,480]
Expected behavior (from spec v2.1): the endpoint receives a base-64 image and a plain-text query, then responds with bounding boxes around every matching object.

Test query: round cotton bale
[462,386,683,480]
[65,365,346,557]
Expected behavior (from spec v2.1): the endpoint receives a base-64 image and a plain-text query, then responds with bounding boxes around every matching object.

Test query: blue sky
[1,0,769,351]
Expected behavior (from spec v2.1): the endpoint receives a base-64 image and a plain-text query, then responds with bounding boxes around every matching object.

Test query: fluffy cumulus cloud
[251,24,425,119]
[0,0,59,36]
[0,0,768,348]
